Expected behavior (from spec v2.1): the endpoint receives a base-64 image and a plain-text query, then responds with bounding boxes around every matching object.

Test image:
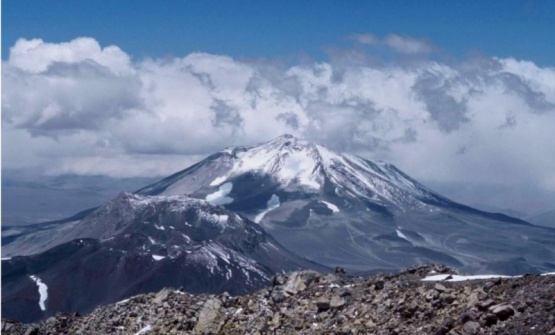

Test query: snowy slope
[139,134,441,209]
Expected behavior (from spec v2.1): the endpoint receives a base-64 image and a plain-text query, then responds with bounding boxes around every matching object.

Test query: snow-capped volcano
[139,134,439,209]
[137,135,555,274]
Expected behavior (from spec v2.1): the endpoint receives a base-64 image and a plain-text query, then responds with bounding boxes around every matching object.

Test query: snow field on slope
[30,275,48,311]
[395,229,410,241]
[210,176,228,186]
[232,140,322,190]
[321,201,339,213]
[254,194,280,223]
[205,182,233,205]
[421,272,555,282]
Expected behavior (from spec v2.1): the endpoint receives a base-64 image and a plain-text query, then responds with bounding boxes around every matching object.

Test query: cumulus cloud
[350,33,433,54]
[383,34,433,54]
[8,37,132,74]
[3,37,555,213]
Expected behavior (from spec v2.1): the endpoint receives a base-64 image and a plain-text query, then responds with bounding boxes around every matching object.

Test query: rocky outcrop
[2,264,554,335]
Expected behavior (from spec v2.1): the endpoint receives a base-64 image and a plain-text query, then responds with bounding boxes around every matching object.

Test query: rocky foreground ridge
[2,264,555,335]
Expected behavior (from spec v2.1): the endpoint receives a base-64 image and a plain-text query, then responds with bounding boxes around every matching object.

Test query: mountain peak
[143,134,439,202]
[225,135,323,190]
[263,134,313,150]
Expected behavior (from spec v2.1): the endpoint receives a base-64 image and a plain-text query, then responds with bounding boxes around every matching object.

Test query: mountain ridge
[2,191,328,322]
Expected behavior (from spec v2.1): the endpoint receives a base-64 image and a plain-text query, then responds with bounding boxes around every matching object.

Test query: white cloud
[8,37,132,75]
[350,33,379,45]
[383,34,433,54]
[350,33,433,54]
[3,37,555,212]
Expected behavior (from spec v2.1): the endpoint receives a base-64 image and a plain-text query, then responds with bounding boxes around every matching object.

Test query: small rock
[365,320,375,328]
[458,310,478,325]
[271,290,286,303]
[24,327,39,335]
[272,274,287,286]
[475,299,495,311]
[462,321,480,335]
[483,313,498,326]
[433,317,455,335]
[483,282,497,292]
[153,289,170,304]
[194,298,223,334]
[316,300,330,311]
[442,295,456,304]
[330,295,346,309]
[374,280,385,290]
[426,290,440,301]
[334,267,346,275]
[434,283,448,293]
[338,288,351,297]
[489,304,514,320]
[283,271,319,295]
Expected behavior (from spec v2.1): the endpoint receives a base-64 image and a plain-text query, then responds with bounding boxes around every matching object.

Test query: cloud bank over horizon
[3,37,555,212]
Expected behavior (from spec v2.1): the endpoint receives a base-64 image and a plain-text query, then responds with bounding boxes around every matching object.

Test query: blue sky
[3,0,555,65]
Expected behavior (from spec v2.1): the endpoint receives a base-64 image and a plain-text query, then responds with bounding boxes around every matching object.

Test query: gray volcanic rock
[2,264,554,335]
[1,193,327,323]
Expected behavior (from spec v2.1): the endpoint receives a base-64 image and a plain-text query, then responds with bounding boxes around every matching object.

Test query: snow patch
[395,229,409,241]
[321,201,339,213]
[254,194,280,223]
[152,255,165,261]
[2,257,12,261]
[206,182,233,205]
[133,325,152,335]
[210,176,228,186]
[422,274,513,282]
[181,233,191,243]
[30,275,48,311]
